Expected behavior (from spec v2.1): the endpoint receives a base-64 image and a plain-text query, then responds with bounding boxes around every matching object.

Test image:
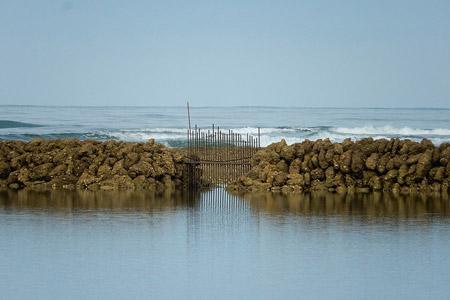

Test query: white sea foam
[87,125,450,147]
[229,127,300,134]
[112,127,303,135]
[103,131,186,141]
[332,126,450,136]
[258,136,303,147]
[98,127,307,140]
[129,128,187,134]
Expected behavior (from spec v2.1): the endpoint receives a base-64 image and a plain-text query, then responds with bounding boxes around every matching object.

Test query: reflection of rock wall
[0,140,185,191]
[230,138,450,194]
[234,191,450,217]
[0,189,197,211]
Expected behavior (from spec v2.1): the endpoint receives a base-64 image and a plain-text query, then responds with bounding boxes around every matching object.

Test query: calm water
[1,189,450,299]
[1,106,450,145]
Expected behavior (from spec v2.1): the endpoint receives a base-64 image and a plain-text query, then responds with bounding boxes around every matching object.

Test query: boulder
[311,168,325,180]
[79,142,97,156]
[50,164,67,177]
[268,139,287,154]
[406,154,421,165]
[288,158,302,174]
[384,169,398,182]
[273,172,288,187]
[17,168,30,184]
[365,153,379,170]
[97,164,112,178]
[310,180,327,191]
[325,166,335,180]
[48,174,77,189]
[280,144,295,162]
[369,176,382,191]
[301,154,313,172]
[351,151,365,173]
[318,149,329,169]
[129,160,154,178]
[416,150,433,178]
[275,160,289,173]
[99,175,134,190]
[304,172,311,187]
[333,143,344,155]
[252,149,280,165]
[287,173,304,186]
[293,143,306,160]
[77,171,98,188]
[30,163,54,181]
[112,160,128,176]
[336,185,347,194]
[430,167,445,182]
[333,173,345,187]
[338,150,352,173]
[7,170,19,185]
[325,167,335,187]
[0,161,10,179]
[376,153,390,174]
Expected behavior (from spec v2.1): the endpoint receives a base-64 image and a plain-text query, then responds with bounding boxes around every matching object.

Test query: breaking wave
[1,126,449,147]
[99,126,450,146]
[332,126,450,137]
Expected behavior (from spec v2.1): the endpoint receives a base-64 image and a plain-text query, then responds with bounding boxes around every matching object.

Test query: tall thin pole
[187,102,192,162]
[187,128,190,157]
[195,124,198,156]
[258,127,261,148]
[187,101,191,131]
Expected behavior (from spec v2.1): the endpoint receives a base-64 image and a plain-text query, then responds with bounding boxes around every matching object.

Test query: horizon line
[0,104,449,110]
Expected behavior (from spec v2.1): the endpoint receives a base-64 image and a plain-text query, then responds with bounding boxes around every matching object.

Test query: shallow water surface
[1,189,450,299]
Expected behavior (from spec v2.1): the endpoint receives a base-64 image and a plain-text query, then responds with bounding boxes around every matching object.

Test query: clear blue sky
[1,0,449,107]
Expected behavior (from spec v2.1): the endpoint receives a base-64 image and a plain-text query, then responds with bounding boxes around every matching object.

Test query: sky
[0,0,449,107]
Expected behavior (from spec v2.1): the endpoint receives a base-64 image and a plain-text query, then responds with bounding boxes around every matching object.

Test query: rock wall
[0,140,185,191]
[229,138,450,194]
[3,138,450,194]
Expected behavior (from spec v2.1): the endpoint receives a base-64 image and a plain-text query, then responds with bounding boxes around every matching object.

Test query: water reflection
[1,189,450,299]
[1,188,449,219]
[235,191,450,218]
[0,189,196,213]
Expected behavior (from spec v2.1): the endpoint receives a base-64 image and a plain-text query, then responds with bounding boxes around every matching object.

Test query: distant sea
[0,106,449,146]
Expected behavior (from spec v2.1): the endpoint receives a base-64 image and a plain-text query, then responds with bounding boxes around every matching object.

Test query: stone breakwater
[0,140,185,191]
[229,138,450,194]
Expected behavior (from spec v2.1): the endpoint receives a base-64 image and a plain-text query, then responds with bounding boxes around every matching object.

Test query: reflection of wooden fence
[185,126,260,187]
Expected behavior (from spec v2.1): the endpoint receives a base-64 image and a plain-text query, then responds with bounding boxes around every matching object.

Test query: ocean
[1,106,449,146]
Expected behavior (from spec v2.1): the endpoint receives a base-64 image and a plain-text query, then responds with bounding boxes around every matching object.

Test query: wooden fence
[185,125,261,187]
